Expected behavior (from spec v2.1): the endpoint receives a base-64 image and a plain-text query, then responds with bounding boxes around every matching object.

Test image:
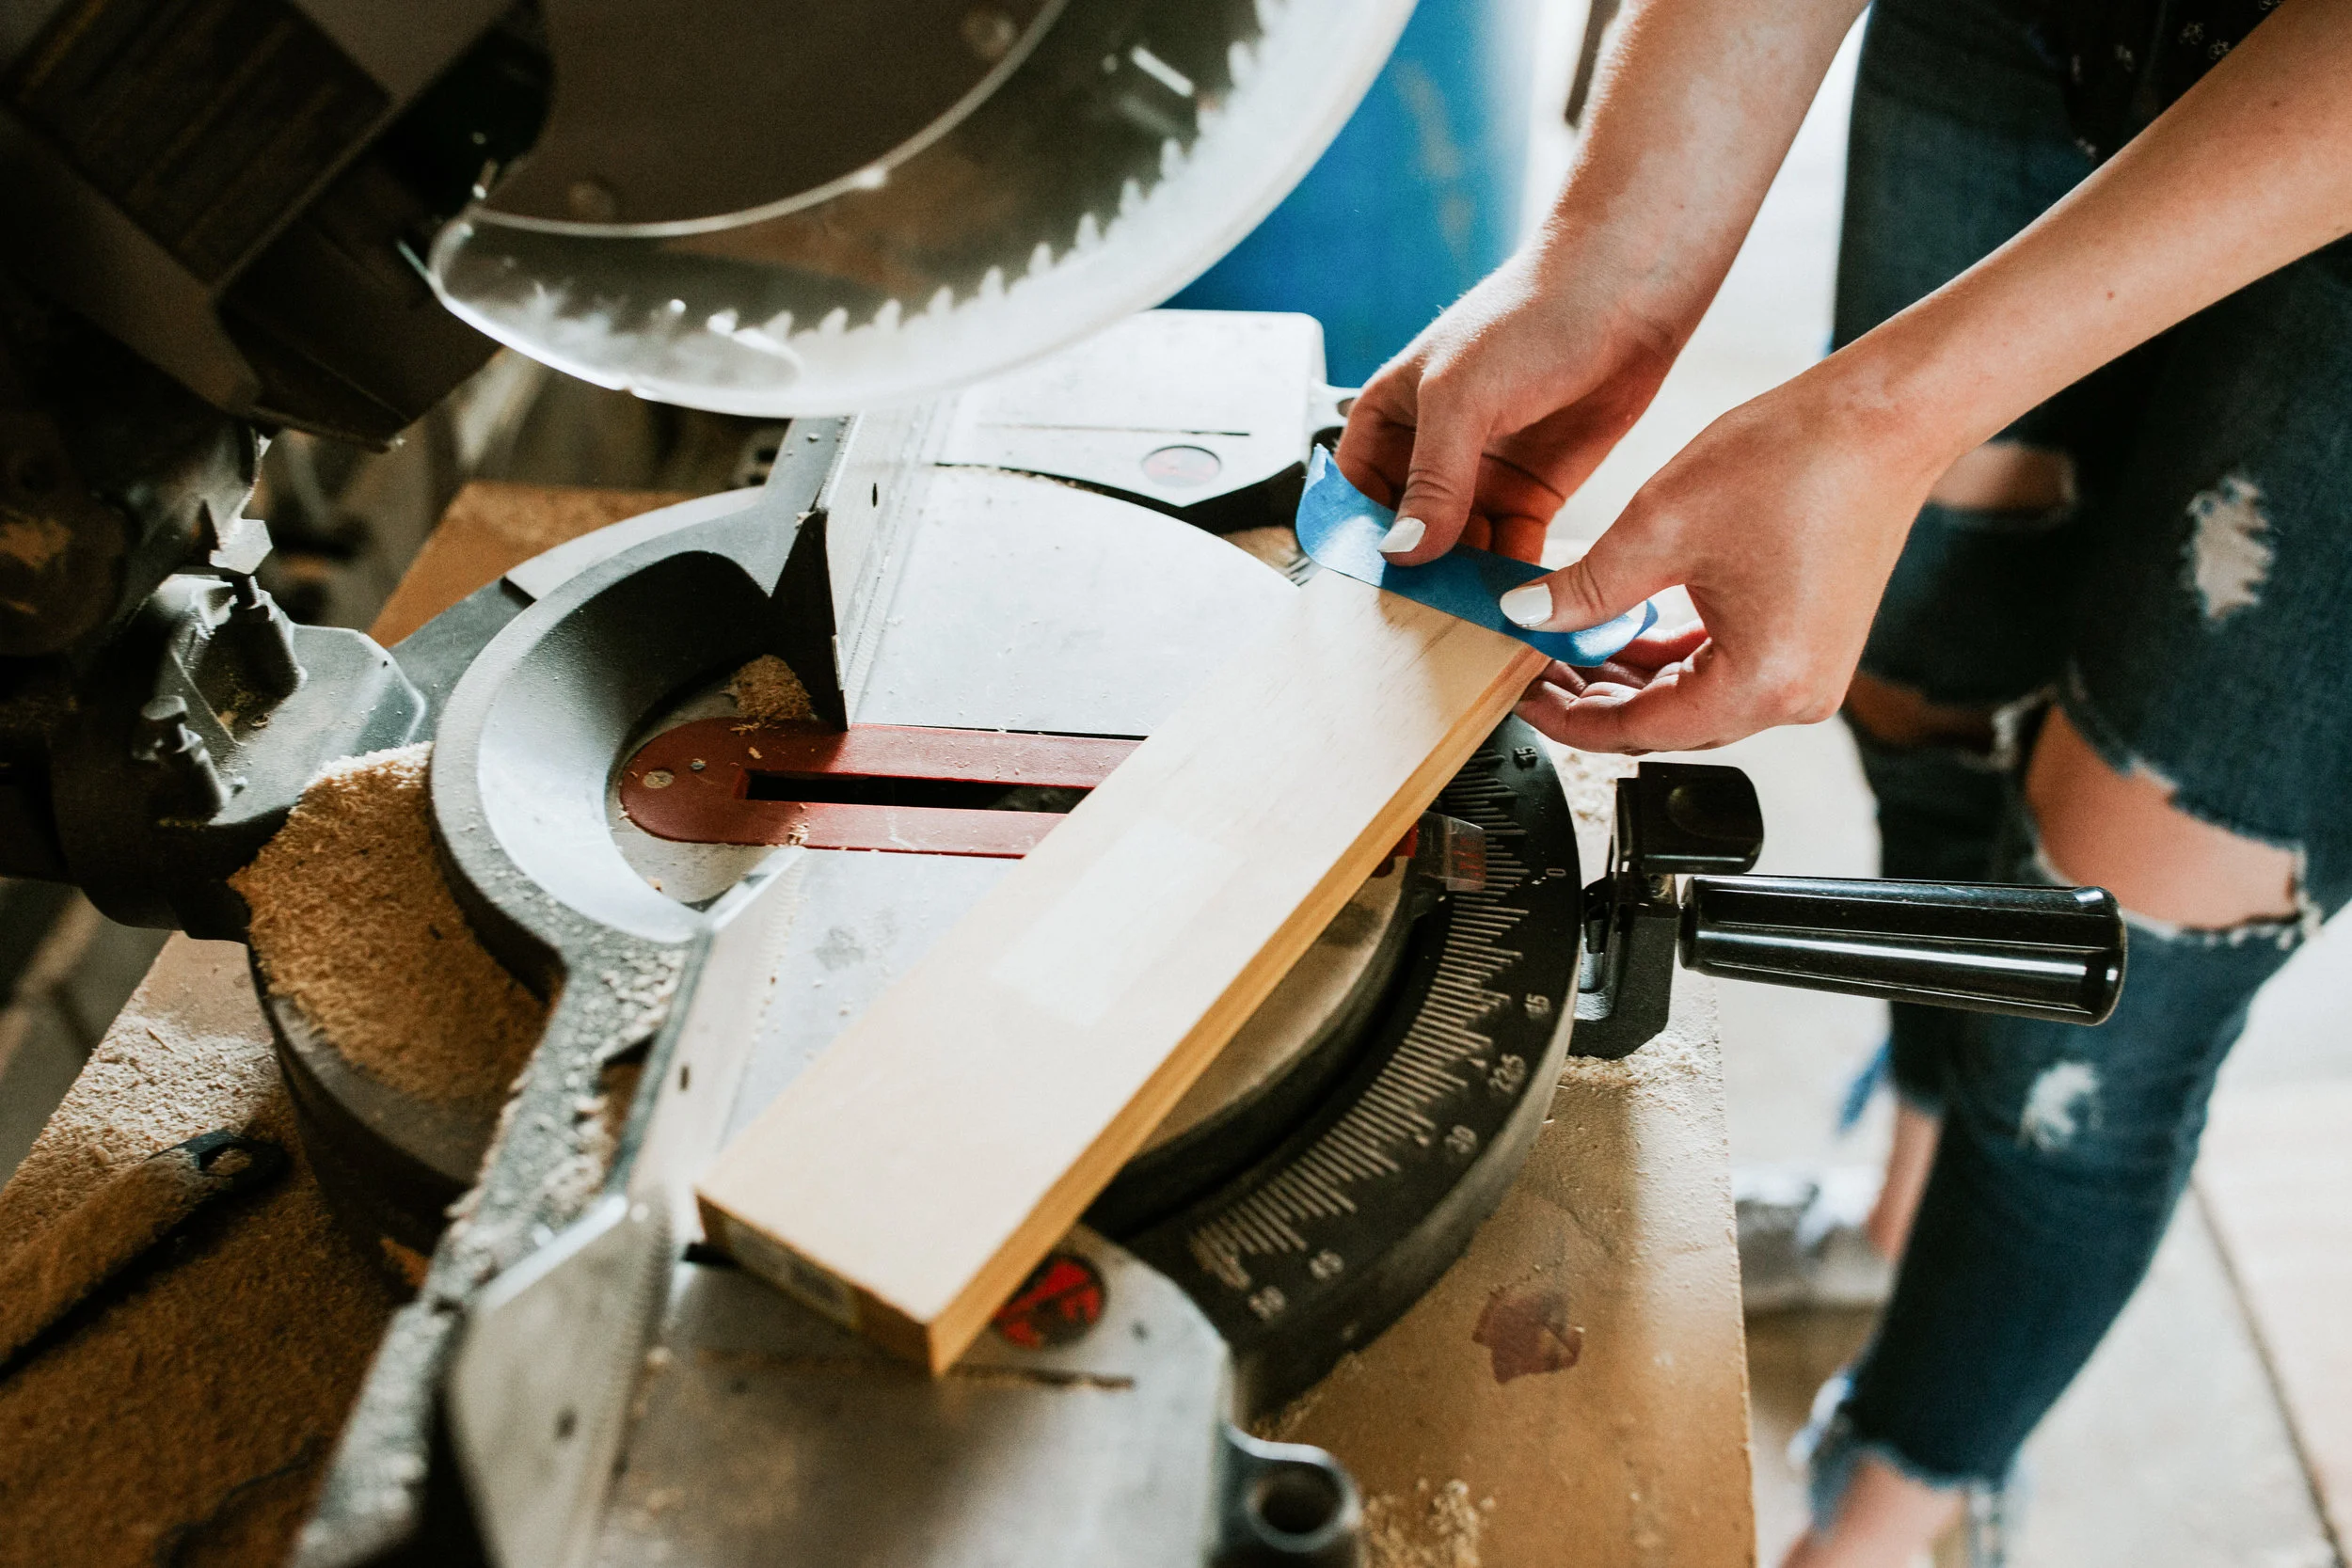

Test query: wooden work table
[1273,974,1754,1567]
[0,484,1754,1568]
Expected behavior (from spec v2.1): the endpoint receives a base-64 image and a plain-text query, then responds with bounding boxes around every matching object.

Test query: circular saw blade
[428,0,1411,413]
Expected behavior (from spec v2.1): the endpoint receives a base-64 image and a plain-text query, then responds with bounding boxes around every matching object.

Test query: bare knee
[2027,709,2298,928]
[1845,673,1996,752]
[1928,439,2075,514]
[1867,1103,1940,1261]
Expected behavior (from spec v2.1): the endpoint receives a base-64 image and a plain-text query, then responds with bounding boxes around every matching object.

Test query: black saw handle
[1569,762,2130,1058]
[1680,876,2125,1025]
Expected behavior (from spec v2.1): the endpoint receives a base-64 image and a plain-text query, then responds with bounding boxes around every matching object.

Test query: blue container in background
[1167,0,1541,386]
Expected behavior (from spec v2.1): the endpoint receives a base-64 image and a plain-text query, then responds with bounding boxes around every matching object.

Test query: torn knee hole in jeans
[1843,676,2040,768]
[2018,1060,2100,1152]
[2028,702,2317,941]
[2183,470,2272,623]
[2038,831,2317,948]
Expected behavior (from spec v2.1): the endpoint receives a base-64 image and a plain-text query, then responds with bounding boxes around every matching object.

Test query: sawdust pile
[0,1139,256,1365]
[1556,992,1713,1099]
[1362,1479,1491,1568]
[727,654,813,724]
[232,743,546,1103]
[0,940,395,1568]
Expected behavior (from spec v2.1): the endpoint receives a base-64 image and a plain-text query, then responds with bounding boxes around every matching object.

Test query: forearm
[1542,0,1867,341]
[1835,0,2352,468]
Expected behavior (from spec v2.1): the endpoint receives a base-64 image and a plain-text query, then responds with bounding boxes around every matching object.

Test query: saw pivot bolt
[220,574,305,699]
[134,695,230,819]
[1216,1427,1359,1566]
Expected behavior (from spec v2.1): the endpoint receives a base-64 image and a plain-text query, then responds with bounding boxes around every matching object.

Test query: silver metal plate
[937,309,1324,510]
[846,467,1293,736]
[450,1193,670,1568]
[721,849,1013,1143]
[594,1231,1229,1568]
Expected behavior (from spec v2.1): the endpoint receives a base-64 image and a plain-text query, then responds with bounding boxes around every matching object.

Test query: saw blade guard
[425,0,1411,415]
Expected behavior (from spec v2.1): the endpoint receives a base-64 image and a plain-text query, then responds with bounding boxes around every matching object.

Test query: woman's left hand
[1498,360,1954,753]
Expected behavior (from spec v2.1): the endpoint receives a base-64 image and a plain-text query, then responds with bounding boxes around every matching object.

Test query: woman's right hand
[1332,243,1692,565]
[1333,0,1871,566]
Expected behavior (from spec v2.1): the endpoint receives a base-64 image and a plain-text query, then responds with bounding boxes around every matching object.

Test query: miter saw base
[266,312,2125,1568]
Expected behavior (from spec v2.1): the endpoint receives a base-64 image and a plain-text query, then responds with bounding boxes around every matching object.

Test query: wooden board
[368,482,688,644]
[696,570,1549,1370]
[2198,1080,2352,1554]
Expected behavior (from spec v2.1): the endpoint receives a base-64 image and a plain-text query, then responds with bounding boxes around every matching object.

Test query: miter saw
[246,309,2113,1568]
[0,8,2127,1568]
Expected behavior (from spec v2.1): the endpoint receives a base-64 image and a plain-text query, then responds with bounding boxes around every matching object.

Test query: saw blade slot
[742,768,1089,816]
[619,715,1137,858]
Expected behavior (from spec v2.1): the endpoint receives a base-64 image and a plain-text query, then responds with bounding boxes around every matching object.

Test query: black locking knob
[1572,761,2130,1058]
[220,575,304,700]
[134,696,229,818]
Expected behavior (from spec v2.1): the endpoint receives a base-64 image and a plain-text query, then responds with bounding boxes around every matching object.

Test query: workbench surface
[0,484,1753,1568]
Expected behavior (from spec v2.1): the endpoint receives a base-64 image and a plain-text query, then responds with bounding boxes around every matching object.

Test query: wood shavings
[1362,1478,1491,1568]
[231,743,546,1104]
[0,1136,274,1366]
[0,939,395,1568]
[378,1237,430,1291]
[1556,1011,1712,1097]
[726,655,813,724]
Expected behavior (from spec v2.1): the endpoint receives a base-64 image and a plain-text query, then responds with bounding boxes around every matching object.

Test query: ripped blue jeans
[1815,0,2352,1514]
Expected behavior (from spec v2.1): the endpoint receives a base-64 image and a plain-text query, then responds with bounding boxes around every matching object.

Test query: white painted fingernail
[1380,515,1426,554]
[1500,582,1553,627]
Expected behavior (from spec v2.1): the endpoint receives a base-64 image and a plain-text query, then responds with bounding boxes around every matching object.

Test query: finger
[1530,655,1661,696]
[1494,525,1677,635]
[1609,619,1710,673]
[1333,402,1415,510]
[1382,388,1492,565]
[1514,688,1577,741]
[1461,515,1493,552]
[1515,662,1651,736]
[1491,514,1549,564]
[1520,661,1590,705]
[1471,451,1569,526]
[1576,657,1649,689]
[1545,645,1759,754]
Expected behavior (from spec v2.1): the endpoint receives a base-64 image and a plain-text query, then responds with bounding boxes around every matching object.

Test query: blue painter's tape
[1294,447,1656,668]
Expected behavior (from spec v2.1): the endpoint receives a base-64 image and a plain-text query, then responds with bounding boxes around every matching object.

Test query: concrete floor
[1526,11,2349,1564]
